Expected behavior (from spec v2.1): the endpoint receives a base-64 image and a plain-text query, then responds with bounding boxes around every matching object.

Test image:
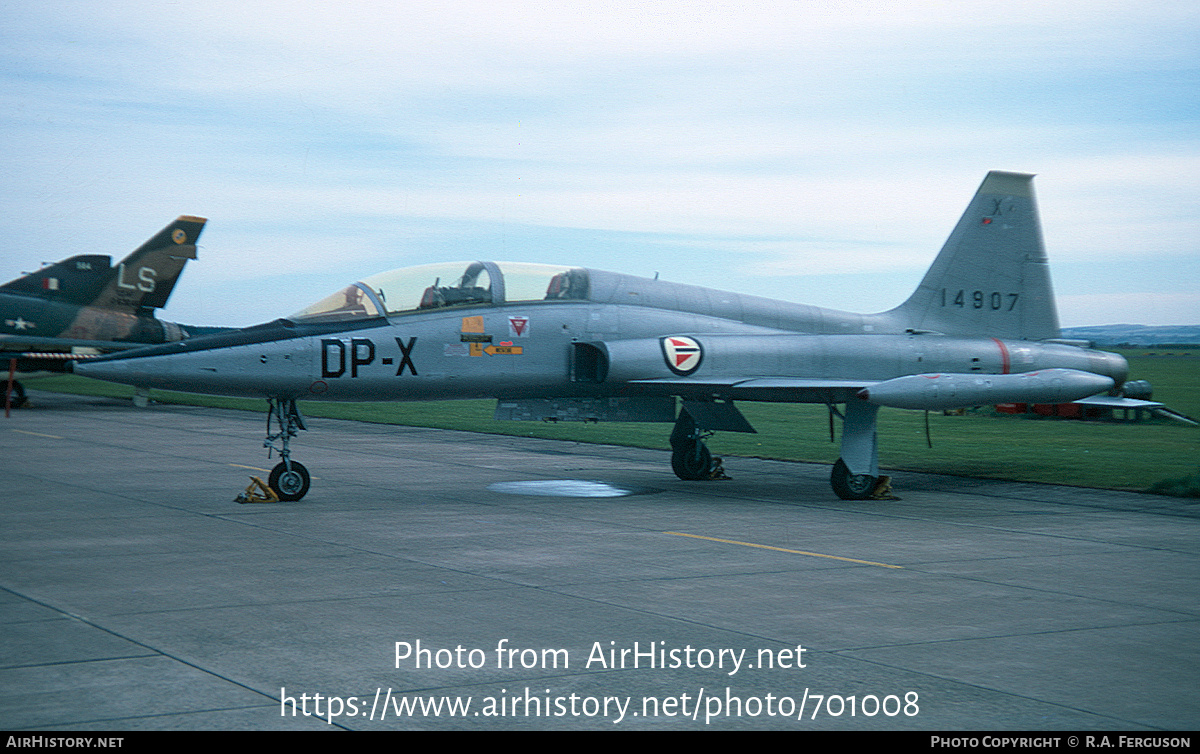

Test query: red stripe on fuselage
[991,337,1010,374]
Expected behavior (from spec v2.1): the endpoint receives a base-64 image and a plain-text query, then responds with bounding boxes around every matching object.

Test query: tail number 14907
[941,289,1019,311]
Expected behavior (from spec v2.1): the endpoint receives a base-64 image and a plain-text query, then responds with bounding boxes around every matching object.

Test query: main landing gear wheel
[269,461,310,502]
[830,458,878,500]
[669,409,718,480]
[672,441,713,481]
[6,380,27,408]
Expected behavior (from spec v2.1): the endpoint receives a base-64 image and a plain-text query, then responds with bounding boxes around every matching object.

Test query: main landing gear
[830,458,888,500]
[830,400,894,500]
[666,398,893,499]
[670,410,718,480]
[262,397,310,501]
[5,358,26,413]
[5,380,27,410]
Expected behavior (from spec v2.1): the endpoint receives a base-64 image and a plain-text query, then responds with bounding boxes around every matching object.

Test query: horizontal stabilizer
[1072,395,1163,409]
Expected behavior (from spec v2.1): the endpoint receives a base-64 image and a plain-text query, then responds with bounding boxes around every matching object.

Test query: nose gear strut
[261,397,310,501]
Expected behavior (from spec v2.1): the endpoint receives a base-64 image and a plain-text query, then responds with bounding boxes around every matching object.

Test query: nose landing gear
[263,397,310,501]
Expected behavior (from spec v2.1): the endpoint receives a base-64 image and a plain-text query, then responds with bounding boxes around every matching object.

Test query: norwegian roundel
[661,336,703,375]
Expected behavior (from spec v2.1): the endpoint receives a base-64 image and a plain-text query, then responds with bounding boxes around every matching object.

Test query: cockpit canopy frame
[289,261,589,324]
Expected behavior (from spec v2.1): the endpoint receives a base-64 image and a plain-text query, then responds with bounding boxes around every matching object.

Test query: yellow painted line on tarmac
[13,429,64,439]
[667,531,902,569]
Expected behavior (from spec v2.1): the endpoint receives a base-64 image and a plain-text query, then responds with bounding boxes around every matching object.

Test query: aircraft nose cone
[75,357,136,384]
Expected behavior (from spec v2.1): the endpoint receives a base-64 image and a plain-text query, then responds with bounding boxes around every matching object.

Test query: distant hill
[1061,324,1200,347]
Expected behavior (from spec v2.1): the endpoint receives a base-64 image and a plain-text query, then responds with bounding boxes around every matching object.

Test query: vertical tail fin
[0,254,112,303]
[893,172,1060,340]
[0,216,206,314]
[89,216,206,314]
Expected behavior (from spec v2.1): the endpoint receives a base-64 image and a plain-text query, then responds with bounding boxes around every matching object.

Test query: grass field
[15,349,1199,494]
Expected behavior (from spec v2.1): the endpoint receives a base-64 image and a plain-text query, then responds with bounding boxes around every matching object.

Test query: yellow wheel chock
[869,476,899,500]
[235,476,279,504]
[708,456,732,480]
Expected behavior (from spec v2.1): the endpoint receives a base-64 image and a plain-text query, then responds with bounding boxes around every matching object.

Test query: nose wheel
[269,461,310,501]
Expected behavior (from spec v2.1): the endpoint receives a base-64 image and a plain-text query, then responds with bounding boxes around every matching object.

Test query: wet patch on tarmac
[487,479,661,497]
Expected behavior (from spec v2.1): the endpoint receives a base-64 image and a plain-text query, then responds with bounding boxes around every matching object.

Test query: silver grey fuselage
[77,266,1128,405]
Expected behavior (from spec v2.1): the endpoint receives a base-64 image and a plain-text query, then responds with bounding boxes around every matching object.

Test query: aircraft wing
[628,376,875,403]
[0,333,173,353]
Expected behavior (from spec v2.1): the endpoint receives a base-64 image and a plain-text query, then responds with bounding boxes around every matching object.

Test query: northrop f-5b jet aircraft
[76,172,1128,501]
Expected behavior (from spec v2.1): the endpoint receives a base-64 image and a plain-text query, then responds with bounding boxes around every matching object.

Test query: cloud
[1,1,1197,326]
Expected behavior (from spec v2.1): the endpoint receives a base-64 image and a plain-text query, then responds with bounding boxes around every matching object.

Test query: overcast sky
[2,0,1197,328]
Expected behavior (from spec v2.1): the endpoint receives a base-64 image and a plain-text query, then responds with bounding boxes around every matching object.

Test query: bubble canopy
[289,262,589,323]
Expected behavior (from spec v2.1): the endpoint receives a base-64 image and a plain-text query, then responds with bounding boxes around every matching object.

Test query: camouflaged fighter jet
[2,216,209,406]
[76,172,1129,501]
